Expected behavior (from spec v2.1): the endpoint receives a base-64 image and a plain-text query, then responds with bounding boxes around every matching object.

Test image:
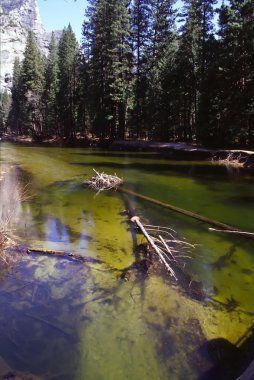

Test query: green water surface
[0,142,254,380]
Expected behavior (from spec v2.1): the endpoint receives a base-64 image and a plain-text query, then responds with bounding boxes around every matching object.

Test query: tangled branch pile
[84,169,123,193]
[212,153,246,168]
[131,216,195,281]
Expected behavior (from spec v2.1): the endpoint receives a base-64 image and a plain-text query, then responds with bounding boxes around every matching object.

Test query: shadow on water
[199,324,254,380]
[0,253,123,379]
[72,151,163,160]
[0,260,82,378]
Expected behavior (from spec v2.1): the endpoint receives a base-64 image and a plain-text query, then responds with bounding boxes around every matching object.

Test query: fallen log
[84,171,253,236]
[120,187,253,235]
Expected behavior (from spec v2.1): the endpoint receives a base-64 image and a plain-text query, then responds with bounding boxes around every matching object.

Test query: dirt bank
[109,140,254,168]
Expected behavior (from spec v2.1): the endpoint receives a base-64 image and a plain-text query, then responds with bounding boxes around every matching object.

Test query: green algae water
[0,142,254,379]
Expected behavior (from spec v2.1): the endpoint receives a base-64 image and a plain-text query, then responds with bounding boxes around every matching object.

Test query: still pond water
[0,142,254,379]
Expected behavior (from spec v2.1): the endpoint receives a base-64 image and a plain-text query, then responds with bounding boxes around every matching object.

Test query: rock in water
[0,0,62,92]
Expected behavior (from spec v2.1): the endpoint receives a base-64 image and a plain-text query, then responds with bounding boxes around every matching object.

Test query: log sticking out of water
[84,171,244,234]
[84,169,123,193]
[120,187,254,238]
[131,216,195,281]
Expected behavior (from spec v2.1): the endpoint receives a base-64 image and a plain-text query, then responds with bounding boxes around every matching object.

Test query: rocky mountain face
[0,0,61,92]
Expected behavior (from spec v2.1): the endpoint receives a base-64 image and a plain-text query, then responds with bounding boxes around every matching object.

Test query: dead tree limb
[131,216,179,280]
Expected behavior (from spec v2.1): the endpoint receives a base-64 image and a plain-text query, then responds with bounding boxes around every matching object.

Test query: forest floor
[1,133,254,168]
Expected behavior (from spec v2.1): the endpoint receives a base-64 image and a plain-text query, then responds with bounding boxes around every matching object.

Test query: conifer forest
[1,0,254,147]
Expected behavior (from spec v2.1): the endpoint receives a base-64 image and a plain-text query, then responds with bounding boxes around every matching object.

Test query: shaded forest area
[0,0,254,147]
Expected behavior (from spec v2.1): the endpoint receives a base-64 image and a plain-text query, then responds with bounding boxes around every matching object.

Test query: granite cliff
[0,0,61,92]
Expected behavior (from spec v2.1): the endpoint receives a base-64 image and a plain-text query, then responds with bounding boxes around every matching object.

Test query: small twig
[166,239,196,248]
[143,224,177,233]
[144,227,175,239]
[158,235,176,261]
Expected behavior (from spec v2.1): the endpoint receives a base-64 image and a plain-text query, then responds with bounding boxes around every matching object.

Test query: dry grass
[0,166,31,268]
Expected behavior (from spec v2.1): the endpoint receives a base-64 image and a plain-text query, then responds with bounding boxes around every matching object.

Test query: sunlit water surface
[0,142,254,379]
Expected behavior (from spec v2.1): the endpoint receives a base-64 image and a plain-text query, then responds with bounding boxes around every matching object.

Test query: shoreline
[1,134,254,168]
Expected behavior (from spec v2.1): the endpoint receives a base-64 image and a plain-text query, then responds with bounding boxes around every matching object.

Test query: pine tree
[44,33,60,136]
[0,90,11,133]
[146,0,177,140]
[76,53,90,136]
[108,0,133,139]
[58,24,80,139]
[20,30,45,138]
[207,0,254,146]
[175,0,215,141]
[83,0,133,139]
[9,58,22,133]
[131,0,151,137]
[83,0,111,137]
[241,1,254,145]
[9,57,22,133]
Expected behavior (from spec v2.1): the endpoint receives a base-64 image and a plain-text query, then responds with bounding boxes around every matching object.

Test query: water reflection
[46,216,71,244]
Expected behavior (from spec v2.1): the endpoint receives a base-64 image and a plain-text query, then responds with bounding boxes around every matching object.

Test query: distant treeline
[1,0,254,146]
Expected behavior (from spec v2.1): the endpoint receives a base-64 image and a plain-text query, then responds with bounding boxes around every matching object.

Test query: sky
[38,0,183,44]
[38,0,87,43]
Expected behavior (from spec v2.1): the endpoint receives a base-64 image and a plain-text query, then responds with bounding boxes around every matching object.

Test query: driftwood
[131,216,195,280]
[84,169,123,193]
[27,248,102,264]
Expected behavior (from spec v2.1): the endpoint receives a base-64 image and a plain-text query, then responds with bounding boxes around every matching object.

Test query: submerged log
[27,248,102,264]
